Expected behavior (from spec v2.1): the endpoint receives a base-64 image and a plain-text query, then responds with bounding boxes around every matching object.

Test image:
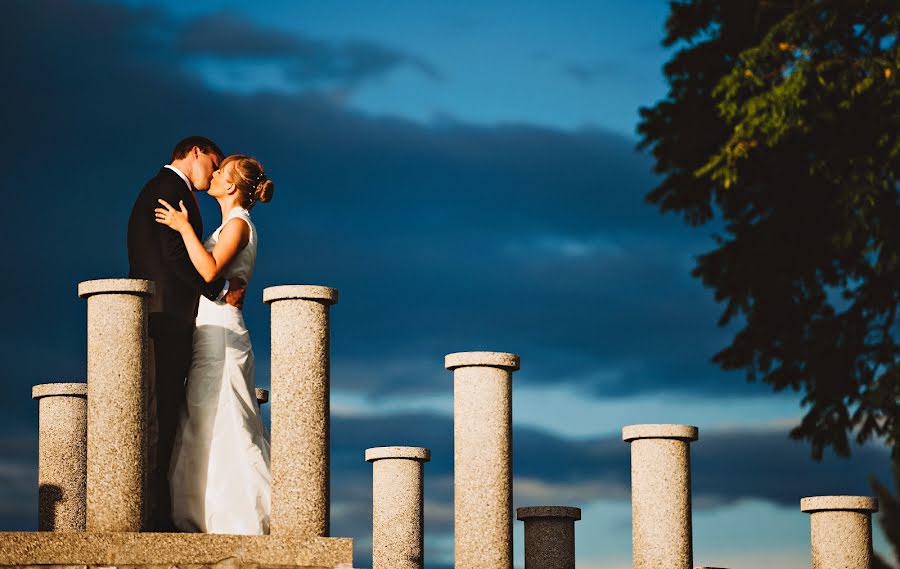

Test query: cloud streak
[176,11,439,87]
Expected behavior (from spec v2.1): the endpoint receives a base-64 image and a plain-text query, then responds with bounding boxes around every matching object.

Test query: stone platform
[0,532,353,569]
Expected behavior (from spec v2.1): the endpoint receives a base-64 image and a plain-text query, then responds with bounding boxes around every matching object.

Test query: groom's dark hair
[170,136,224,162]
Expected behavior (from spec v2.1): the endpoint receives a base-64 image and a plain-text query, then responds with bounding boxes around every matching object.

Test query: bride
[154,154,273,534]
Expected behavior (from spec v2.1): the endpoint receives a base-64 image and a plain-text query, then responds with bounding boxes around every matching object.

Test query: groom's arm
[154,182,227,300]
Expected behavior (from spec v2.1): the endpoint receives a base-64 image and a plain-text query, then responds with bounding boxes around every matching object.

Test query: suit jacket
[127,167,225,335]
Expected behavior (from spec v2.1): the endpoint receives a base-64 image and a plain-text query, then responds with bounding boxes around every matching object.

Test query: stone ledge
[77,279,155,298]
[444,351,520,371]
[622,424,699,442]
[32,383,87,399]
[0,533,352,568]
[365,446,431,462]
[800,495,878,513]
[262,286,338,305]
[516,506,581,520]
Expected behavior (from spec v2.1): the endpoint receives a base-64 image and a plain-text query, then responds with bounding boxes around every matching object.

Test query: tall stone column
[78,278,154,532]
[801,495,878,569]
[264,285,338,537]
[445,351,520,569]
[516,506,581,569]
[366,446,431,569]
[32,383,88,532]
[623,424,699,569]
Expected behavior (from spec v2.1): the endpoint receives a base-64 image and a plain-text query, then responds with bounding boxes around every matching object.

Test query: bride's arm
[155,199,250,283]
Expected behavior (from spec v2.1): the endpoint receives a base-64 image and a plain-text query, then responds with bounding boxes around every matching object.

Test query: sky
[0,1,894,568]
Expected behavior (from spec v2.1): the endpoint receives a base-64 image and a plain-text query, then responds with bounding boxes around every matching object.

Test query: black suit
[127,167,224,530]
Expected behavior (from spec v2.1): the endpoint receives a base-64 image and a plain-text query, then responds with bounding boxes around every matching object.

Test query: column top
[32,382,87,400]
[255,388,269,404]
[623,424,699,442]
[263,285,338,305]
[800,495,878,513]
[516,506,581,521]
[78,278,155,298]
[365,446,431,463]
[445,351,520,371]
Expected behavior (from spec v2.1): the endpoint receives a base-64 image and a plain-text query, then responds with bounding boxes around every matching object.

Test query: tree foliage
[639,0,900,459]
[873,455,900,568]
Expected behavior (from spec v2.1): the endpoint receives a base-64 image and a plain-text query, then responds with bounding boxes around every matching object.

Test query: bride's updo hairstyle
[220,154,274,209]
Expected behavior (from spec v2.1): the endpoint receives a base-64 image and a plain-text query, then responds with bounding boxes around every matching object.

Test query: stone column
[623,424,699,569]
[445,351,520,569]
[264,285,338,537]
[255,388,269,405]
[32,383,87,532]
[801,495,878,569]
[78,279,154,532]
[366,446,431,569]
[516,506,581,569]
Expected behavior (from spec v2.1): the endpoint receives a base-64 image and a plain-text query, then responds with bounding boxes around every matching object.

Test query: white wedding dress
[169,206,271,534]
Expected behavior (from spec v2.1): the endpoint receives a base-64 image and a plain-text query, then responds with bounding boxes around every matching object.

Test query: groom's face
[190,150,221,191]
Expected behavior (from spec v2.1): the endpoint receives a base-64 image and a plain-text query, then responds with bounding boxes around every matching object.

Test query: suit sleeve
[154,181,227,300]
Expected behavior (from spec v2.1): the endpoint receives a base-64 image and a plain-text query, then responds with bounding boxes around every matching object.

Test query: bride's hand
[155,199,190,233]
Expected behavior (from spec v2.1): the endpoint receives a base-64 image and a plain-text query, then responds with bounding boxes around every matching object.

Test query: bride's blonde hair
[220,154,274,209]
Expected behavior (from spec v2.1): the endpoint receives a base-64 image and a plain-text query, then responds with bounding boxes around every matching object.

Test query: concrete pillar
[263,285,338,537]
[32,383,87,532]
[623,424,699,569]
[445,351,520,569]
[78,279,154,532]
[801,495,878,569]
[366,446,431,569]
[516,506,581,569]
[255,388,269,405]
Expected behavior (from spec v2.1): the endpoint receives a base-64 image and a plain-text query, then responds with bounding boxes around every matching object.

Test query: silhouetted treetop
[639,0,899,459]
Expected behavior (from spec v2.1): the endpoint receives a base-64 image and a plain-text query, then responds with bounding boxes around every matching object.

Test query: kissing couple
[127,136,273,534]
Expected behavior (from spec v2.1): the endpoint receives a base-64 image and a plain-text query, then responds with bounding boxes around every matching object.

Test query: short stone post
[516,506,581,569]
[623,424,699,569]
[78,279,154,532]
[366,446,431,569]
[445,351,520,569]
[264,285,338,537]
[255,388,269,405]
[801,495,878,569]
[32,383,87,532]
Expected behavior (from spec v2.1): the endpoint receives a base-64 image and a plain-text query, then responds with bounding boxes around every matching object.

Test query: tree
[873,456,900,568]
[639,0,900,459]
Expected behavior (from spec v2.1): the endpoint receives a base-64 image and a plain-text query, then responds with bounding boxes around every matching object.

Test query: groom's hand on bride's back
[225,278,247,309]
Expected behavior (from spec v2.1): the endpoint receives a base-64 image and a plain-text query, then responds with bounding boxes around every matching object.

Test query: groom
[127,136,246,531]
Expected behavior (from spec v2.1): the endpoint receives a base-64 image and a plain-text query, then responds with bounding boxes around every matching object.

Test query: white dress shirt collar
[164,164,192,191]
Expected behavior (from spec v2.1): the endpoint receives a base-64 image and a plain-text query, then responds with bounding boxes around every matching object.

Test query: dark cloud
[176,11,439,85]
[564,61,626,84]
[1,0,763,408]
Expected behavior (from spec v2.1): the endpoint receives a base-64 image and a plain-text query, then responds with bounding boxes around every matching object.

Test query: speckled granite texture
[264,285,338,538]
[446,351,519,569]
[516,506,580,569]
[78,279,154,533]
[32,383,88,532]
[0,532,352,568]
[623,424,699,569]
[801,495,878,569]
[366,447,431,569]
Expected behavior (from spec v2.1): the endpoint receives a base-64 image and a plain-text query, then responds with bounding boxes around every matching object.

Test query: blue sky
[0,2,893,568]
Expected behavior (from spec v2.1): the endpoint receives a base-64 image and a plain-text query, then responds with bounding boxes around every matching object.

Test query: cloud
[564,61,626,84]
[175,11,439,87]
[1,0,766,409]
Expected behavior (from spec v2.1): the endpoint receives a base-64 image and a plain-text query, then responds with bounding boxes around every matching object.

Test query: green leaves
[638,0,900,462]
